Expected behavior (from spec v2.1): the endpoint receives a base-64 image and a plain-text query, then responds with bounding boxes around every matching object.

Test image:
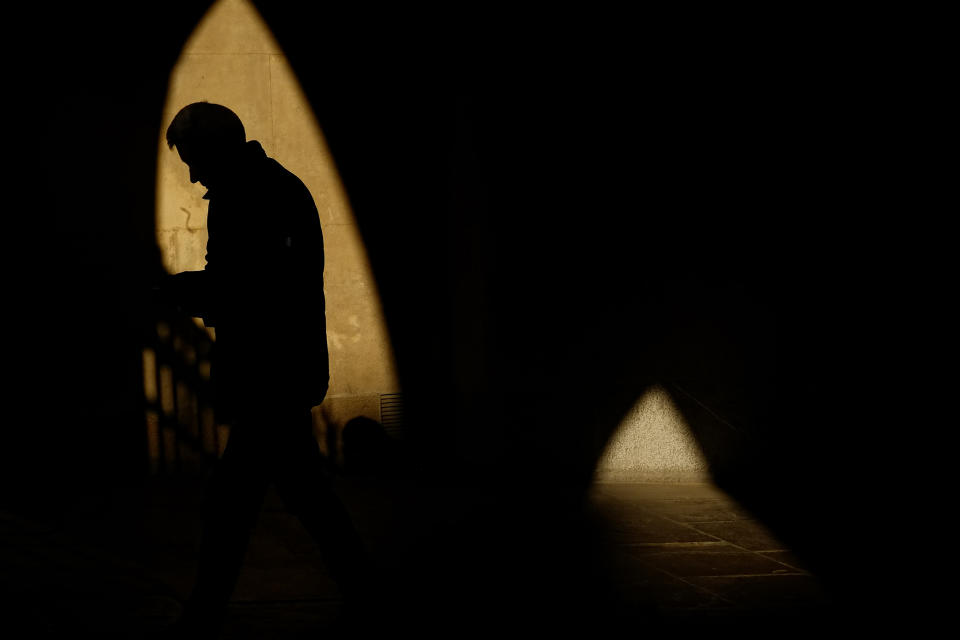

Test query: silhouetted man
[159,102,368,635]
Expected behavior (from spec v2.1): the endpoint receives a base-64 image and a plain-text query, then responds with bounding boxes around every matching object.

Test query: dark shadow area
[341,416,396,477]
[7,1,213,516]
[7,2,947,636]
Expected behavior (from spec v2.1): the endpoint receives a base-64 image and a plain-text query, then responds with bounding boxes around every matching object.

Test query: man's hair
[166,102,246,150]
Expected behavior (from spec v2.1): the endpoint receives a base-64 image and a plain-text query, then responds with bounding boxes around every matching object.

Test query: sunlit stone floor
[1,474,844,638]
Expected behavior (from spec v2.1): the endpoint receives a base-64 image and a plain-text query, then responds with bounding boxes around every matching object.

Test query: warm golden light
[155,0,399,441]
[594,384,709,483]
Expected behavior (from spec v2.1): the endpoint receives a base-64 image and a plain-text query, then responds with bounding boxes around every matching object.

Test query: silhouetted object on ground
[157,102,369,635]
[342,416,392,475]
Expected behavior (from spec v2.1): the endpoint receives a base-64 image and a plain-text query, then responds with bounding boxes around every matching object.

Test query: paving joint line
[616,497,814,578]
[228,596,342,606]
[630,558,738,607]
[619,541,730,548]
[693,573,808,579]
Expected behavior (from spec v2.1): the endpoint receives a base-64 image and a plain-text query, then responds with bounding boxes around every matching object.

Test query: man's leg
[180,422,270,630]
[271,409,371,607]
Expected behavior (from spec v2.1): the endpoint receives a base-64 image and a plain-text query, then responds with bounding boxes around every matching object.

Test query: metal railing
[141,303,223,474]
[141,302,406,474]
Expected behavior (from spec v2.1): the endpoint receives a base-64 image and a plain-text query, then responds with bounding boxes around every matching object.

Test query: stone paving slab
[592,482,731,502]
[233,565,338,602]
[755,550,810,572]
[685,574,830,611]
[640,498,755,523]
[221,599,341,639]
[587,481,833,624]
[626,549,799,578]
[620,541,736,553]
[616,571,733,612]
[602,513,720,544]
[685,519,788,551]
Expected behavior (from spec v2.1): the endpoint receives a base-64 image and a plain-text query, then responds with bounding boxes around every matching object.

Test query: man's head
[166,102,246,189]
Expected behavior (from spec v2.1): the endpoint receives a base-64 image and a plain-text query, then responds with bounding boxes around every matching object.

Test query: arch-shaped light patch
[154,0,399,459]
[595,385,709,483]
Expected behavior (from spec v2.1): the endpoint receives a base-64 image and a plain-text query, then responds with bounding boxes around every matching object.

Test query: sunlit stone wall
[158,1,710,480]
[595,386,709,482]
[155,0,399,457]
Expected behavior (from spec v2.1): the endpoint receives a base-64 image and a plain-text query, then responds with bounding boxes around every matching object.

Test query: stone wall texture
[595,386,709,482]
[158,0,707,480]
[155,0,398,458]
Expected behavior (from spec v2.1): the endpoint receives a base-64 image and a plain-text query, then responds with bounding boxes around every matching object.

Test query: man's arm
[155,270,214,323]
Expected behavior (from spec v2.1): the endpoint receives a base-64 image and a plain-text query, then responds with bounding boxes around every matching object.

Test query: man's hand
[150,271,211,320]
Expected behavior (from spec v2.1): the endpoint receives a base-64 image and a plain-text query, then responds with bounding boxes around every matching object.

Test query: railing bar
[154,333,167,474]
[170,350,182,473]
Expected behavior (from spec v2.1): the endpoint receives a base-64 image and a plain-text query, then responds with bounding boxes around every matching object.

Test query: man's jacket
[166,140,329,420]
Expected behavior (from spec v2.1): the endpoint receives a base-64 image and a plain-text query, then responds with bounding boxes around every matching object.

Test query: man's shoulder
[260,157,314,205]
[264,156,304,186]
